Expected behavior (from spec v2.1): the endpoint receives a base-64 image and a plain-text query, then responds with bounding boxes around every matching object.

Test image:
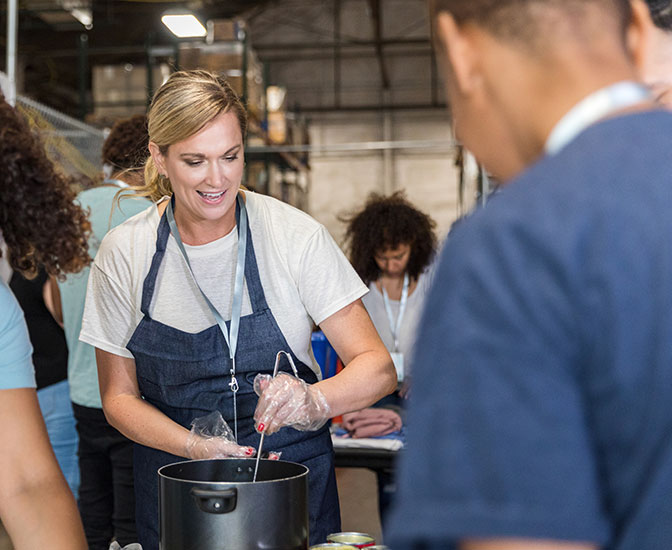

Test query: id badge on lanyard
[382,273,409,383]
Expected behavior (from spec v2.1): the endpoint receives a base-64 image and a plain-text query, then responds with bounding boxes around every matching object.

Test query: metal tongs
[253,351,300,482]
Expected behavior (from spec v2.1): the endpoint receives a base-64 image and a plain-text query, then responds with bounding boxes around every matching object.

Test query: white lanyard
[545,81,651,155]
[166,194,248,441]
[382,272,409,354]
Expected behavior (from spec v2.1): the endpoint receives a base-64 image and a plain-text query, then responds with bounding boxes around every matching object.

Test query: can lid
[309,545,358,549]
[327,532,375,544]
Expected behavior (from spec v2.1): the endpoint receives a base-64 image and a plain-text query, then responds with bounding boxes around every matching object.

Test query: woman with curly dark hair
[342,191,437,523]
[343,191,437,387]
[0,93,88,549]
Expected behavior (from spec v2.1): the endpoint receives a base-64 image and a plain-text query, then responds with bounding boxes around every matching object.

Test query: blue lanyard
[545,81,651,155]
[382,272,409,353]
[166,193,248,440]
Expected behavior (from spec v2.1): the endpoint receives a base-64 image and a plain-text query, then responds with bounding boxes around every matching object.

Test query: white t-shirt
[361,269,433,379]
[80,191,367,377]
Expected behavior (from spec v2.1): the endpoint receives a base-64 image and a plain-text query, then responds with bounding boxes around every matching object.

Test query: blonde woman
[81,70,396,549]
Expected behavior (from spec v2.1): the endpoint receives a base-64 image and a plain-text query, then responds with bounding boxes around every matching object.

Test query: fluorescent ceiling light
[70,8,92,28]
[162,13,207,38]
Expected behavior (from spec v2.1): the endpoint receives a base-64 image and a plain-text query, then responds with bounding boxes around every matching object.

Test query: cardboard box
[177,44,265,118]
[206,18,246,43]
[92,63,171,118]
[267,111,287,144]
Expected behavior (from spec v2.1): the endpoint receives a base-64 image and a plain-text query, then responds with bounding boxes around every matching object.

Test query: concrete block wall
[305,109,471,247]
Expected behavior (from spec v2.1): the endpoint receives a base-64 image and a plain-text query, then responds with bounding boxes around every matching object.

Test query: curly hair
[342,191,437,285]
[102,114,150,173]
[0,94,91,279]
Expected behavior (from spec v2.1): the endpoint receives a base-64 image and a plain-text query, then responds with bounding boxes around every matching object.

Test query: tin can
[327,532,376,547]
[310,544,358,549]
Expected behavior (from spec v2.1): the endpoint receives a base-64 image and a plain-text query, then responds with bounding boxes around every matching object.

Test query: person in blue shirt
[387,1,672,549]
[0,93,88,548]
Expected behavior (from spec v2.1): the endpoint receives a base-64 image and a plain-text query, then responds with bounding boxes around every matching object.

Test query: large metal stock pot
[159,458,309,550]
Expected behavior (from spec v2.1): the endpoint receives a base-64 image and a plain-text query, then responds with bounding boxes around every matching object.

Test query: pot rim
[158,458,309,485]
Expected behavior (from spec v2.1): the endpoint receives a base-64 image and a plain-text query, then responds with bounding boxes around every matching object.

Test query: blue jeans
[37,379,80,497]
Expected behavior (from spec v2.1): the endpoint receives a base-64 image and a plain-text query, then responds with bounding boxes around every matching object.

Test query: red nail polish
[245,448,253,456]
[258,422,265,432]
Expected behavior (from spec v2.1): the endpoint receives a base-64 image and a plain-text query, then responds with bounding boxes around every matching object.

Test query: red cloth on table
[341,407,403,438]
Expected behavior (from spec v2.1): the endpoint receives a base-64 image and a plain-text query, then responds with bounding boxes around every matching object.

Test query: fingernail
[245,448,254,456]
[257,422,265,432]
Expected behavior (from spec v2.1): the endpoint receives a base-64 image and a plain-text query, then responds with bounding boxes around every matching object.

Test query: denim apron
[126,197,340,549]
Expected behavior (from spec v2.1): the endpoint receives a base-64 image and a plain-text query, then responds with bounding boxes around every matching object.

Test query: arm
[96,349,253,458]
[461,540,598,550]
[316,298,396,416]
[43,275,64,327]
[254,300,396,434]
[0,388,86,550]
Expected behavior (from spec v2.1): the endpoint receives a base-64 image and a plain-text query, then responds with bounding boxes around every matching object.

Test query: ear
[435,12,481,96]
[148,141,167,176]
[628,0,653,72]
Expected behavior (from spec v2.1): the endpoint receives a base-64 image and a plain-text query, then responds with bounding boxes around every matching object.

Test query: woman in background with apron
[80,70,396,549]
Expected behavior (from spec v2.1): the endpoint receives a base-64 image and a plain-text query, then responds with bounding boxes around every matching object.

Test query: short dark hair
[102,114,149,172]
[430,0,632,47]
[645,0,672,30]
[341,192,438,285]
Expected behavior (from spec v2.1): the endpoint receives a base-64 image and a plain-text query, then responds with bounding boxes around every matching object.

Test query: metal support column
[382,91,394,195]
[6,0,18,105]
[333,0,341,108]
[242,28,249,106]
[145,32,155,107]
[78,33,89,120]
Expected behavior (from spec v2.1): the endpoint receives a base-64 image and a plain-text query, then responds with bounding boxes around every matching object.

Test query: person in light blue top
[58,113,151,550]
[0,280,36,390]
[60,188,150,409]
[0,91,88,549]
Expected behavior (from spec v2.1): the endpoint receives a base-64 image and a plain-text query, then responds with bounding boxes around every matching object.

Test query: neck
[112,170,143,188]
[642,26,672,104]
[380,272,405,284]
[489,44,641,180]
[174,205,236,246]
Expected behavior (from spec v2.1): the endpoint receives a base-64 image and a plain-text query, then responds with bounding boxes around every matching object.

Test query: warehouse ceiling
[1,0,442,120]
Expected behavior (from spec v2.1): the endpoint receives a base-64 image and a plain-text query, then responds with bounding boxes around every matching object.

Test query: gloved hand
[253,372,331,435]
[184,411,256,459]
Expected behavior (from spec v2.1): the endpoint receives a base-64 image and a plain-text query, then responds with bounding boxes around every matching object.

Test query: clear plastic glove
[109,543,143,550]
[253,372,331,435]
[184,411,256,459]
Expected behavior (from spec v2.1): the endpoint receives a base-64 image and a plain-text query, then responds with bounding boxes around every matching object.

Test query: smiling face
[375,243,412,278]
[150,110,244,243]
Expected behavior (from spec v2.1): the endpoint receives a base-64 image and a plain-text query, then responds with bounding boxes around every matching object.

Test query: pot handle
[190,487,237,514]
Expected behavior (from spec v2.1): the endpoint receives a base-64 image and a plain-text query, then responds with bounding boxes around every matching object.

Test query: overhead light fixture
[70,8,93,29]
[161,10,207,38]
